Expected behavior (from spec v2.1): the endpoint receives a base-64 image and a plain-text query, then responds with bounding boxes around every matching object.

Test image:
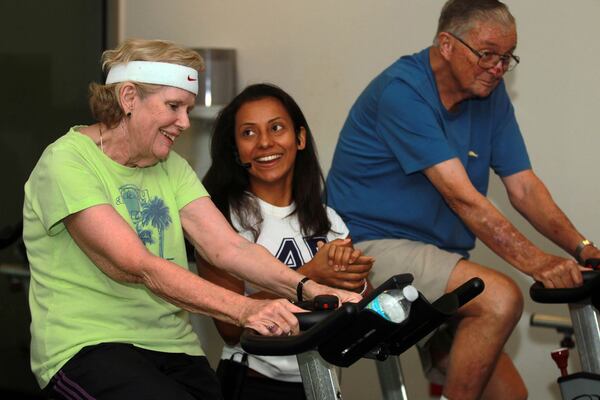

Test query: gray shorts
[356,238,463,384]
[356,238,462,301]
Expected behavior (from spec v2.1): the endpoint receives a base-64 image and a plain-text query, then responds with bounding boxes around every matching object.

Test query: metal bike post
[376,356,409,400]
[569,300,600,373]
[297,350,343,400]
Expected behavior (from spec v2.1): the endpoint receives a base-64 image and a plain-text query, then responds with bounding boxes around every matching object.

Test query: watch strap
[574,239,593,264]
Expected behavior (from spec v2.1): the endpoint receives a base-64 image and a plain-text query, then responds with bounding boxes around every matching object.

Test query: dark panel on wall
[0,0,105,255]
[0,0,108,395]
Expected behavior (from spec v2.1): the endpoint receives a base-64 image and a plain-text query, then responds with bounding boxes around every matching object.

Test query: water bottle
[365,285,419,323]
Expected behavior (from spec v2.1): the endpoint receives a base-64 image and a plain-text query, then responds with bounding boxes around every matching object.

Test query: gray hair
[433,0,515,45]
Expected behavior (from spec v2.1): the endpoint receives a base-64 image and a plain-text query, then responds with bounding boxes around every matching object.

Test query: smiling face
[234,97,306,202]
[447,20,517,99]
[125,85,195,167]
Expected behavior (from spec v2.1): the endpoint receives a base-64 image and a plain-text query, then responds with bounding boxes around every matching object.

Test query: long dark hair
[203,83,331,240]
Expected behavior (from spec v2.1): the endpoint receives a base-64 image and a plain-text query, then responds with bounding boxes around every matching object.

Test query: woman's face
[127,86,195,167]
[234,97,306,194]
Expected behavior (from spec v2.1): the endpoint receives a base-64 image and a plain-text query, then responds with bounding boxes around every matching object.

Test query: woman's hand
[325,238,361,271]
[302,280,363,304]
[299,238,374,292]
[239,298,305,336]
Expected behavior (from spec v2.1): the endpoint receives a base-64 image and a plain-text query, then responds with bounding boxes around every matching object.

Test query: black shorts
[240,375,305,400]
[216,358,305,400]
[43,343,223,400]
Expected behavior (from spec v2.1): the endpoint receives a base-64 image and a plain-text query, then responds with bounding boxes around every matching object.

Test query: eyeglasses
[448,32,520,72]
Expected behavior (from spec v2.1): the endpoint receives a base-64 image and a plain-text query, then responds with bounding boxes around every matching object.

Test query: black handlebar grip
[452,277,485,307]
[241,302,358,356]
[313,295,339,310]
[585,258,600,270]
[296,295,339,312]
[295,310,332,331]
[530,270,600,304]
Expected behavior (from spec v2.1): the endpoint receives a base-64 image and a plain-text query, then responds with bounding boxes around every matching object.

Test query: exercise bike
[530,259,600,399]
[241,273,484,400]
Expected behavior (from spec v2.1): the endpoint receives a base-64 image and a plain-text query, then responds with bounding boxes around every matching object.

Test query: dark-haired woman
[197,83,374,400]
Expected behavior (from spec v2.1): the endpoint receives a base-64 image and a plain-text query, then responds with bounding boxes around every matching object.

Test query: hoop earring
[126,111,132,118]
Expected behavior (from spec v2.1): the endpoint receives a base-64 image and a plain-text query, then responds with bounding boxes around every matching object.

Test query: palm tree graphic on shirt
[136,227,155,247]
[116,184,172,258]
[141,197,172,258]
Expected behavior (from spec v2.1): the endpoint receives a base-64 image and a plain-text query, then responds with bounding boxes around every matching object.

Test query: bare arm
[196,254,248,345]
[502,170,600,259]
[197,253,292,345]
[64,204,301,335]
[180,197,362,303]
[424,158,586,287]
[197,238,372,345]
[503,170,600,275]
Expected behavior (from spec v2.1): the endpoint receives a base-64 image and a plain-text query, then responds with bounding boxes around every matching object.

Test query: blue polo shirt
[326,47,531,257]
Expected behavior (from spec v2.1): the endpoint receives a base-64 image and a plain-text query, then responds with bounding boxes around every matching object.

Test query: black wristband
[296,277,311,303]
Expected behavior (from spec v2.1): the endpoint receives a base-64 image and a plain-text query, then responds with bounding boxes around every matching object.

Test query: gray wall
[123,1,600,398]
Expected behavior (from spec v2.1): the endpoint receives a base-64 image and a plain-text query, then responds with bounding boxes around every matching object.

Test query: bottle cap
[402,285,419,302]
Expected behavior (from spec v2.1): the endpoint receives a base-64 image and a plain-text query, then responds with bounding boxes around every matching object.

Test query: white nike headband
[105,61,199,95]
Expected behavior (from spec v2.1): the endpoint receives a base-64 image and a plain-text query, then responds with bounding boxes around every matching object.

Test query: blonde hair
[89,38,204,127]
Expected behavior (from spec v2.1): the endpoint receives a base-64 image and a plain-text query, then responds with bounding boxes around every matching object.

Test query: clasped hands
[300,237,374,292]
[242,238,373,337]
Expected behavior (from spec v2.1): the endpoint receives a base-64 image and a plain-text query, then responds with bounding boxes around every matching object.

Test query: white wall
[122,1,600,399]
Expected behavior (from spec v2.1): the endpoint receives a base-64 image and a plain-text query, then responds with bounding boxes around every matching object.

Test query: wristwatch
[574,239,594,264]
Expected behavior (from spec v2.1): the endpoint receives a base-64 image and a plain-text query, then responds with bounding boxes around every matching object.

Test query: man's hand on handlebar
[531,254,590,289]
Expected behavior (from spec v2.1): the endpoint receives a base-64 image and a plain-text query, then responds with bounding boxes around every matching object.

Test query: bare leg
[442,259,527,400]
[481,352,527,400]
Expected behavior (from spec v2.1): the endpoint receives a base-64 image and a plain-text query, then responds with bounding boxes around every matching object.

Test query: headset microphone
[234,152,252,169]
[238,160,252,169]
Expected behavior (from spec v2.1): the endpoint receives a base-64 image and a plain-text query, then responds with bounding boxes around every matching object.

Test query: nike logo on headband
[106,61,199,95]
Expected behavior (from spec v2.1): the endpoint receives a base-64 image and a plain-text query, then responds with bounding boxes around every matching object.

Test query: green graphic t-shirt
[23,127,209,388]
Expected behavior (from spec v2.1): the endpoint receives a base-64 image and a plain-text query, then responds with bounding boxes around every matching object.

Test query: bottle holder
[319,274,460,366]
[241,274,483,368]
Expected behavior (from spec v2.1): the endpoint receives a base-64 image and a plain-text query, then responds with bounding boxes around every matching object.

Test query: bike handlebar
[241,274,485,367]
[241,302,358,356]
[530,269,600,304]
